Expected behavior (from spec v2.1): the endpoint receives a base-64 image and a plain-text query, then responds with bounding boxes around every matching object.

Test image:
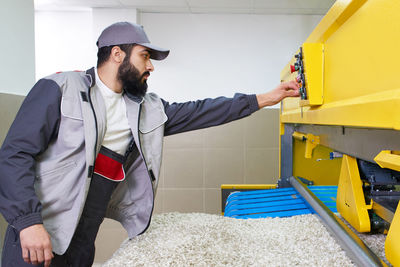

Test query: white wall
[35,10,323,102]
[0,0,35,95]
[92,8,138,44]
[35,10,94,79]
[141,13,322,103]
[35,8,139,81]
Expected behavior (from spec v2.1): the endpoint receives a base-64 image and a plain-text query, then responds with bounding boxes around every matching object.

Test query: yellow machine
[280,0,400,265]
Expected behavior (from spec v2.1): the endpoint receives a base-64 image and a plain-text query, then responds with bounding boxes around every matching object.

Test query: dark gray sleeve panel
[0,79,62,232]
[162,93,259,136]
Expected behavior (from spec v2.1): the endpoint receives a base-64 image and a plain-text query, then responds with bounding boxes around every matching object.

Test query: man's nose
[147,60,154,72]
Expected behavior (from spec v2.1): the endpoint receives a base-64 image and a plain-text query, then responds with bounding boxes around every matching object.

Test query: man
[0,22,299,266]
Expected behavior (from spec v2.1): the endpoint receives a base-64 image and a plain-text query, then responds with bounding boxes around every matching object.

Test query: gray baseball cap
[96,22,169,60]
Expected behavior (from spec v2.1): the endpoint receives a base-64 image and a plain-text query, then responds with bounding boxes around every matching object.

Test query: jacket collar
[124,91,144,104]
[85,67,96,88]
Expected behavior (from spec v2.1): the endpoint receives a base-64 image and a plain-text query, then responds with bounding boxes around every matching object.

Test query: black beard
[117,58,149,98]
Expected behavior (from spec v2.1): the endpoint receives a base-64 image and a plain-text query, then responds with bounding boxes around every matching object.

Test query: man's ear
[110,46,125,64]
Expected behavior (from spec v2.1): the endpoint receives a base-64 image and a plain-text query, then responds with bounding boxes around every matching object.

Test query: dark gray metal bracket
[279,124,295,188]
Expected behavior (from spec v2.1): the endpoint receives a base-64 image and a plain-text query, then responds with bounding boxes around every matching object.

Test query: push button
[290,64,299,73]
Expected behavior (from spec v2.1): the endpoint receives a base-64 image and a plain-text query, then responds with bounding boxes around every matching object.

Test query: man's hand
[20,224,53,267]
[256,80,300,108]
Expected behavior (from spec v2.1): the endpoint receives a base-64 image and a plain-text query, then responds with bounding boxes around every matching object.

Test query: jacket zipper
[87,86,98,177]
[136,104,155,235]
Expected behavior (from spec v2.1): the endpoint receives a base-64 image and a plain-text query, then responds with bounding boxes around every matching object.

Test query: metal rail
[289,176,387,267]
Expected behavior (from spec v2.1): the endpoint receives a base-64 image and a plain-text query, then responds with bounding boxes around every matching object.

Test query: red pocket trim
[94,152,125,181]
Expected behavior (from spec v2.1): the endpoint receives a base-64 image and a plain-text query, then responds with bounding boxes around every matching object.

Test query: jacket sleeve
[0,79,61,232]
[162,93,259,136]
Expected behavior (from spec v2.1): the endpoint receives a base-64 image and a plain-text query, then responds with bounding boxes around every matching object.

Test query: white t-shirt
[95,69,132,156]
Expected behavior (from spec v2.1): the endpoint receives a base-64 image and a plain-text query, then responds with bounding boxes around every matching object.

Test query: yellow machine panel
[288,43,324,107]
[375,150,400,172]
[280,0,400,130]
[292,137,342,186]
[337,155,371,233]
[279,0,400,265]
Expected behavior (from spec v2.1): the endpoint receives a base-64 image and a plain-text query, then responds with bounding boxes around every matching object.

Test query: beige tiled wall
[155,108,280,215]
[0,93,280,263]
[0,93,25,147]
[0,93,25,260]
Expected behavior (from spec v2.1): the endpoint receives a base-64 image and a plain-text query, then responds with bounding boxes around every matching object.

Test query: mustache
[141,71,150,79]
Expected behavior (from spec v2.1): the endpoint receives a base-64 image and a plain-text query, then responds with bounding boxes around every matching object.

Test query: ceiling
[34,0,336,15]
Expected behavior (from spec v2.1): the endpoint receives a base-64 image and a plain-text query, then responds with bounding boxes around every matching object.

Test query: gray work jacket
[0,67,259,254]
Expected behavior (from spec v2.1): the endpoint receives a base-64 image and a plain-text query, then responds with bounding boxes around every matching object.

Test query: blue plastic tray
[224,186,337,219]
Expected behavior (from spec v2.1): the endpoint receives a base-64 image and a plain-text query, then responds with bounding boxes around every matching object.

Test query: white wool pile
[358,232,387,265]
[103,212,354,267]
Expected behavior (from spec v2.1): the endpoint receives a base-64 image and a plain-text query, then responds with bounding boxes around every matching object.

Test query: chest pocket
[138,98,167,173]
[59,93,85,149]
[61,95,83,121]
[139,100,167,134]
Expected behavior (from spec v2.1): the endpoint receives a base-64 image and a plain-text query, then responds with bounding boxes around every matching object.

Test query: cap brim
[139,43,170,60]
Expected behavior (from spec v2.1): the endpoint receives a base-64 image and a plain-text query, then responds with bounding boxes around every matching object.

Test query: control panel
[290,47,307,100]
[289,43,324,107]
